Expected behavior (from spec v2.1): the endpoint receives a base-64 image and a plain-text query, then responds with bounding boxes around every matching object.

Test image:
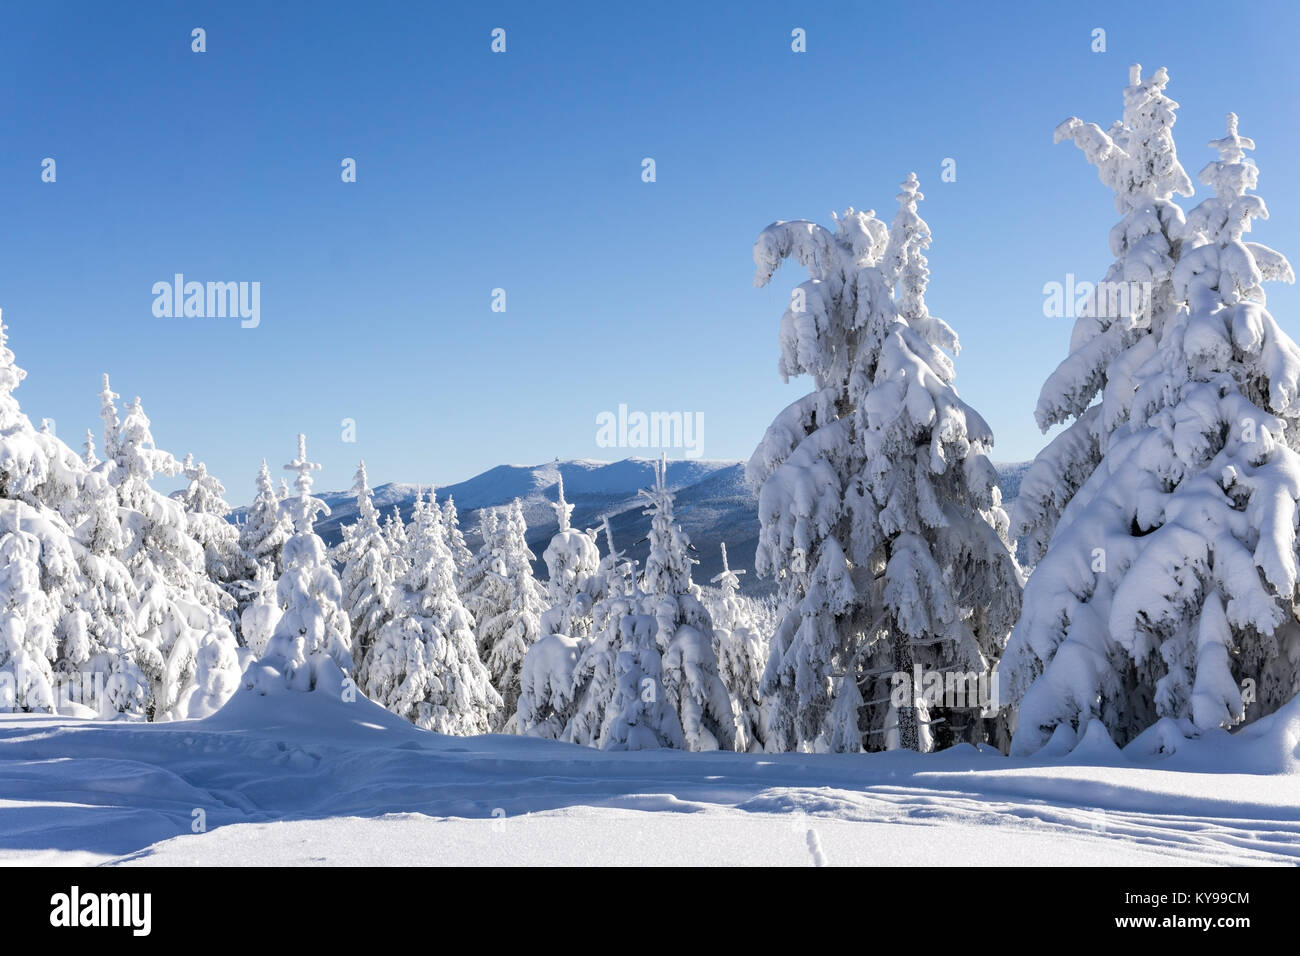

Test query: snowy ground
[1,690,1297,866]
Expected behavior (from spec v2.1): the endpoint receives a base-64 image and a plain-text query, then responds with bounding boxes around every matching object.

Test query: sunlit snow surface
[1,689,1296,866]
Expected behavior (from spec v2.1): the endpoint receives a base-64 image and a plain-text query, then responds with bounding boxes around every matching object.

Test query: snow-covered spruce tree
[561,532,685,749]
[708,543,769,751]
[441,495,474,592]
[517,515,613,738]
[539,474,600,640]
[239,459,290,579]
[246,435,352,694]
[638,456,740,751]
[81,429,97,467]
[474,499,546,730]
[1014,65,1196,566]
[749,174,1021,753]
[179,454,250,594]
[461,506,501,621]
[1004,113,1300,755]
[560,465,740,751]
[382,505,411,585]
[562,518,638,746]
[0,531,57,713]
[0,328,146,716]
[238,564,281,657]
[337,461,393,671]
[360,488,501,733]
[99,380,241,719]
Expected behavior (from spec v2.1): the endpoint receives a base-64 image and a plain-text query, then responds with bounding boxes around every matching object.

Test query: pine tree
[639,456,740,751]
[101,383,240,719]
[382,505,412,585]
[338,461,393,672]
[709,543,769,751]
[0,326,143,716]
[520,513,613,741]
[749,174,1020,753]
[1014,65,1196,565]
[539,473,600,640]
[239,459,290,579]
[441,496,474,591]
[474,499,546,730]
[1005,111,1300,754]
[179,454,250,592]
[361,487,501,733]
[81,429,98,468]
[246,435,352,694]
[461,507,501,621]
[0,531,57,713]
[564,519,638,746]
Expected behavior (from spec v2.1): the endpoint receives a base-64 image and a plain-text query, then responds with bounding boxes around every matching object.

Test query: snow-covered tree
[441,496,474,591]
[246,435,352,695]
[561,519,637,745]
[0,326,144,717]
[0,531,57,713]
[559,464,740,752]
[81,429,98,468]
[1014,65,1196,565]
[338,461,393,671]
[382,505,411,585]
[468,499,546,730]
[708,543,769,751]
[360,488,501,733]
[239,459,290,579]
[179,454,249,591]
[519,503,606,740]
[749,173,1021,753]
[99,381,240,719]
[539,474,600,640]
[638,456,740,751]
[1005,111,1300,754]
[460,506,501,618]
[238,565,281,657]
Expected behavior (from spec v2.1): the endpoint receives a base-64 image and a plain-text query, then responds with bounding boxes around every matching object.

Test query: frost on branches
[360,488,501,734]
[1005,108,1300,754]
[748,174,1021,753]
[245,435,352,695]
[1014,65,1195,566]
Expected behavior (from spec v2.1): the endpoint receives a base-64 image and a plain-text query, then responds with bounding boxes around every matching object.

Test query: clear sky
[1,0,1297,503]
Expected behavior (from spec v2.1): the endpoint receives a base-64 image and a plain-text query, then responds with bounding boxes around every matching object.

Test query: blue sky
[1,0,1297,503]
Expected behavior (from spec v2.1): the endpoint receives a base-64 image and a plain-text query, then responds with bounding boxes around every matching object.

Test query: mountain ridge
[232,456,1028,595]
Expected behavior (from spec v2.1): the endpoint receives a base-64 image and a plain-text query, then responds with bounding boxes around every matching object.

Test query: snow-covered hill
[233,457,1030,594]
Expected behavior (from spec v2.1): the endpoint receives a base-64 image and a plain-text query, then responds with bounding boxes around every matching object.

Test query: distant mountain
[232,457,1029,596]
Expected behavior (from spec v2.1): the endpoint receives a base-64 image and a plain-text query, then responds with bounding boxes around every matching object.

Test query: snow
[1,687,1298,866]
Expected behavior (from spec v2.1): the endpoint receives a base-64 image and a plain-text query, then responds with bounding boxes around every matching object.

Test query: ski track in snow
[1,691,1296,866]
